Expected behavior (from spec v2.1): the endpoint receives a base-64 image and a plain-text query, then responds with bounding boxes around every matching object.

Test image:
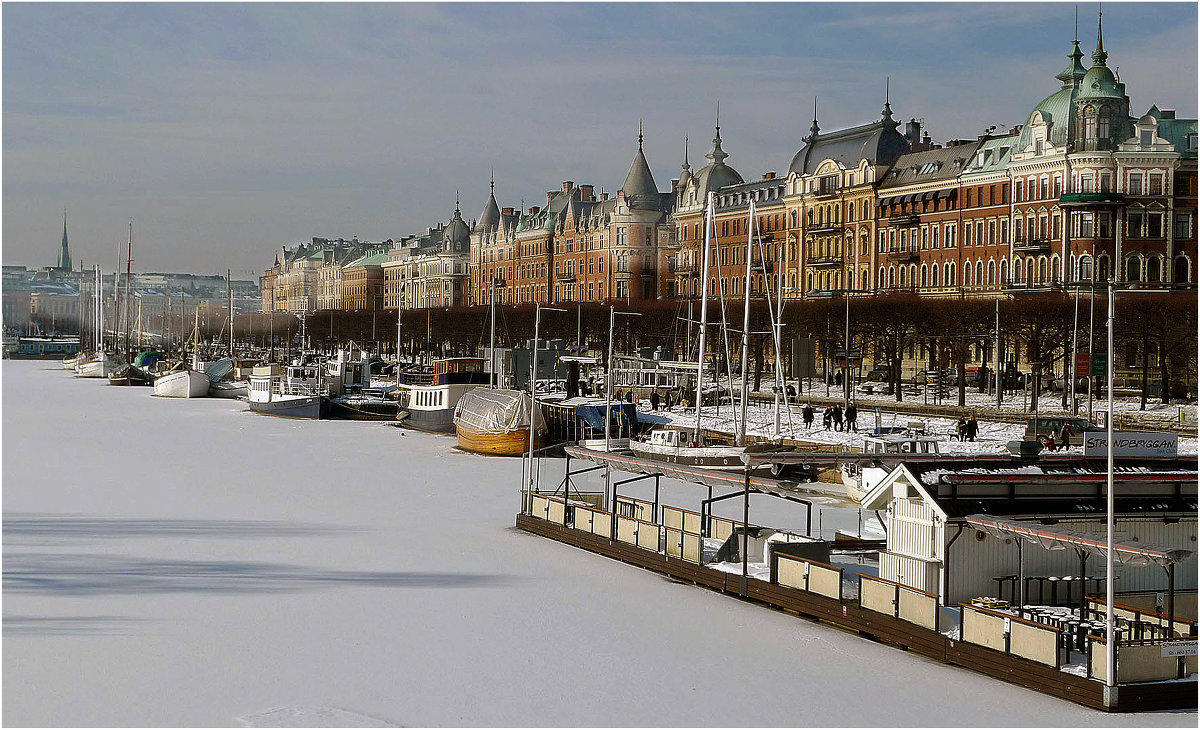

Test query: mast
[124,220,133,361]
[395,283,404,373]
[693,193,715,439]
[489,279,497,387]
[227,269,234,358]
[737,201,754,446]
[78,259,86,350]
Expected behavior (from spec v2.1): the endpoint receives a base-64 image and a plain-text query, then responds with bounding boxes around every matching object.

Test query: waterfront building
[394,202,471,309]
[340,252,389,312]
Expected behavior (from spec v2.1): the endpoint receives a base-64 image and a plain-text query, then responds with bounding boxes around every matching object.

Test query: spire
[682,136,690,172]
[805,96,820,142]
[1056,9,1088,86]
[622,123,660,208]
[706,102,729,165]
[881,78,895,125]
[56,208,72,270]
[478,172,500,233]
[1092,9,1108,66]
[638,118,644,150]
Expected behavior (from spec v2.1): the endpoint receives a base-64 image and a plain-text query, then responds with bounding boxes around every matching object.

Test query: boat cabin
[861,434,943,456]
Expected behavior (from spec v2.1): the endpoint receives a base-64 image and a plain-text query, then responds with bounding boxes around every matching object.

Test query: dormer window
[1141,130,1154,147]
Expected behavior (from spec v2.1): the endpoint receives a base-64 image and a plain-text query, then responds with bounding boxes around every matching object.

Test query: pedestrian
[650,389,660,411]
[822,405,833,430]
[626,389,635,404]
[956,416,967,442]
[1045,433,1056,452]
[833,403,844,431]
[966,414,979,442]
[615,388,623,403]
[802,403,814,429]
[846,402,858,432]
[835,370,843,387]
[1060,422,1073,448]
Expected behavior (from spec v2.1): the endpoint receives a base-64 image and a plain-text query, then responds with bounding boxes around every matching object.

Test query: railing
[960,602,1064,668]
[806,222,843,234]
[1013,238,1052,252]
[555,271,576,282]
[1088,635,1198,683]
[889,214,920,227]
[1085,596,1197,639]
[775,553,843,601]
[806,255,842,267]
[886,247,919,262]
[859,574,940,631]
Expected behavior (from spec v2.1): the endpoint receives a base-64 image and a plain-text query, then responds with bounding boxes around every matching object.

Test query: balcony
[555,271,576,282]
[886,247,919,262]
[1058,191,1124,207]
[806,222,844,235]
[670,261,698,276]
[889,214,921,227]
[1013,238,1052,253]
[807,256,843,268]
[751,259,775,273]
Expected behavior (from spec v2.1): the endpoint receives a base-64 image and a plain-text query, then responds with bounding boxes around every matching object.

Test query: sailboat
[153,309,210,397]
[77,266,118,378]
[630,195,784,470]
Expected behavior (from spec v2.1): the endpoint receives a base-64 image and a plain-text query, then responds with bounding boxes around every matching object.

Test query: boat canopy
[204,358,235,383]
[454,388,546,434]
[133,350,165,367]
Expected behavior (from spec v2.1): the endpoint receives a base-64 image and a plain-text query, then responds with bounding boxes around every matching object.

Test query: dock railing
[859,574,940,632]
[960,602,1064,668]
[1087,635,1198,683]
[774,552,843,601]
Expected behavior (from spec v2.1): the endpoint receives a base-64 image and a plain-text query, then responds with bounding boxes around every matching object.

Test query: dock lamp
[1104,283,1168,687]
[606,308,641,453]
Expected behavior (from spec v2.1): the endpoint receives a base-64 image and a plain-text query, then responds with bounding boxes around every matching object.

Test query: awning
[964,514,1194,567]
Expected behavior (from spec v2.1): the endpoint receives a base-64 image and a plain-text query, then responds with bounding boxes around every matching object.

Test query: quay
[517,447,1198,712]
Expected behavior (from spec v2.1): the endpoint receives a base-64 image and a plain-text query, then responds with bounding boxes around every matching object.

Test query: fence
[859,574,940,632]
[1086,596,1197,639]
[960,603,1063,668]
[775,553,843,601]
[1088,636,1198,683]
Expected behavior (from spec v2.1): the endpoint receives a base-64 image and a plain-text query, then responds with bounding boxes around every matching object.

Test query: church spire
[56,208,72,270]
[706,102,729,165]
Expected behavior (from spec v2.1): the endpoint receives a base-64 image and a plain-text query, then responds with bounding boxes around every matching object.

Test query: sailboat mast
[489,279,497,387]
[693,193,714,438]
[124,220,133,361]
[737,201,754,446]
[227,269,233,358]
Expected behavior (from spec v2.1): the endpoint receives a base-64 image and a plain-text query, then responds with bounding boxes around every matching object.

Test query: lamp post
[1103,282,1168,688]
[527,303,565,499]
[606,306,641,452]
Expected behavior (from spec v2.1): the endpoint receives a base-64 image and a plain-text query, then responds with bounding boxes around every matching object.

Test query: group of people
[800,402,858,432]
[1042,421,1074,452]
[615,388,681,412]
[954,415,980,442]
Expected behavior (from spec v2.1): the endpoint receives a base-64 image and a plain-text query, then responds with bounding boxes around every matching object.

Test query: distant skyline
[4,2,1196,275]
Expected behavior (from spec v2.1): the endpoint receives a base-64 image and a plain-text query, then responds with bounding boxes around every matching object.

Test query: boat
[840,434,944,502]
[396,357,490,433]
[107,363,154,386]
[76,351,119,378]
[453,388,546,455]
[247,346,370,419]
[329,387,400,420]
[153,363,211,398]
[8,335,80,360]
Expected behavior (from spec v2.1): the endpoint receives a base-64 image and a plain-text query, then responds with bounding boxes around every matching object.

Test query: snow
[3,360,1195,727]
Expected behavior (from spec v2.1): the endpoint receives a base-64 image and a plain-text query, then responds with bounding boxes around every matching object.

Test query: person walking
[966,414,979,442]
[1060,421,1073,448]
[845,402,858,432]
[822,405,833,430]
[832,403,844,432]
[956,416,967,442]
[802,403,814,429]
[1045,433,1057,452]
[650,389,660,411]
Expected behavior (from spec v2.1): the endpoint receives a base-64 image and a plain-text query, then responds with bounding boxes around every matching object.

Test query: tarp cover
[204,357,235,383]
[575,403,639,434]
[965,514,1194,566]
[133,350,164,367]
[454,388,546,433]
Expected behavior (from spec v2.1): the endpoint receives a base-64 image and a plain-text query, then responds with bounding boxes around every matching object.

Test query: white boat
[153,367,210,398]
[396,357,490,433]
[840,434,944,502]
[76,352,118,378]
[209,379,248,399]
[630,426,748,469]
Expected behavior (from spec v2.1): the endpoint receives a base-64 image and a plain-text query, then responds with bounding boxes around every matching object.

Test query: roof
[620,135,661,210]
[965,515,1193,566]
[788,116,909,177]
[879,142,980,191]
[343,253,390,269]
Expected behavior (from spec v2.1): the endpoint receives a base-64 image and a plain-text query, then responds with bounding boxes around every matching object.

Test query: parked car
[912,368,956,385]
[865,366,890,382]
[1023,416,1099,447]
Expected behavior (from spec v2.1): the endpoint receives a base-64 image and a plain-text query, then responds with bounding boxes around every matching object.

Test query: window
[1053,177,1062,197]
[1015,180,1023,201]
[1149,173,1164,196]
[1175,213,1192,239]
[1147,257,1162,283]
[1175,255,1191,283]
[1127,257,1142,282]
[1128,173,1143,195]
[1141,130,1154,146]
[1098,213,1111,238]
[1079,255,1093,281]
[1079,212,1095,237]
[1080,174,1094,193]
[1127,211,1144,238]
[1148,212,1164,238]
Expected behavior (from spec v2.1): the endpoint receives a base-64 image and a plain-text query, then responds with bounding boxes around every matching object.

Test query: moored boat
[397,357,490,433]
[453,388,545,456]
[153,365,210,398]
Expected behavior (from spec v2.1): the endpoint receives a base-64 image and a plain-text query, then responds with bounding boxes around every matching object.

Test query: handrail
[1086,595,1196,626]
[776,552,841,573]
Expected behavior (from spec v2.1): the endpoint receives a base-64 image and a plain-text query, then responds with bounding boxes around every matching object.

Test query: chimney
[906,119,922,145]
[579,184,594,201]
[762,171,776,180]
[530,206,541,216]
[562,181,574,193]
[502,207,514,215]
[602,192,610,201]
[1161,109,1176,119]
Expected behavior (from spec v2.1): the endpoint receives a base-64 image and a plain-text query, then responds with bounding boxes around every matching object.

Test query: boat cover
[204,358,235,382]
[133,350,165,367]
[454,388,546,433]
[575,403,640,435]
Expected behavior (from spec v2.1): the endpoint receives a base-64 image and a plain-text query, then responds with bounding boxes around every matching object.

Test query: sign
[1075,352,1090,375]
[1090,351,1108,377]
[1095,410,1108,428]
[1180,407,1188,424]
[1162,640,1198,658]
[1083,431,1179,458]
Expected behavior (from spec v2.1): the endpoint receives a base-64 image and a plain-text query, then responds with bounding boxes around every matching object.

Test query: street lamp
[606,307,641,452]
[1103,282,1168,688]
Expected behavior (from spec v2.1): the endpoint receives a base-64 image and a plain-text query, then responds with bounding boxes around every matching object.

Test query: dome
[1078,65,1123,101]
[1019,85,1076,149]
[444,201,470,250]
[691,122,743,197]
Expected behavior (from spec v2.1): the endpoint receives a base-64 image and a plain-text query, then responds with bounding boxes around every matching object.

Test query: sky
[3,2,1197,277]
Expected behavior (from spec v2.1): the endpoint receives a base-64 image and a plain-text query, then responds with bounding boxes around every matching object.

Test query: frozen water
[3,361,1194,727]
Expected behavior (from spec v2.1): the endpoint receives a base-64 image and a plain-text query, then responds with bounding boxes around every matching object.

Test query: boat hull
[455,425,539,456]
[76,358,116,378]
[396,407,455,433]
[329,397,399,421]
[209,381,249,399]
[153,370,210,398]
[628,439,746,470]
[249,395,330,420]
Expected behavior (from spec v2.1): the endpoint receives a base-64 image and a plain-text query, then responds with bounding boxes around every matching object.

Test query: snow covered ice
[3,360,1194,727]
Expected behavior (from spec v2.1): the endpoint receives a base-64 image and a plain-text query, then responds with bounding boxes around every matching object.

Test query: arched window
[1000,259,1008,284]
[964,262,972,286]
[932,263,940,287]
[1079,254,1093,281]
[790,210,798,228]
[898,266,906,287]
[1174,255,1191,283]
[848,202,855,222]
[910,264,917,286]
[987,260,996,285]
[862,270,869,291]
[946,261,956,286]
[1037,257,1047,283]
[1050,254,1061,282]
[1147,256,1162,282]
[976,260,984,285]
[1097,255,1110,282]
[1126,256,1142,282]
[878,266,885,287]
[921,264,928,287]
[887,267,895,288]
[806,273,812,291]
